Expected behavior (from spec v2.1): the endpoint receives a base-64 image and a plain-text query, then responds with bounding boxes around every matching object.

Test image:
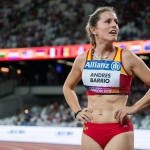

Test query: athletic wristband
[74,110,82,119]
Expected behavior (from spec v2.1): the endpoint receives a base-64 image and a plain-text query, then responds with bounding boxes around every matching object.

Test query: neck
[94,44,114,56]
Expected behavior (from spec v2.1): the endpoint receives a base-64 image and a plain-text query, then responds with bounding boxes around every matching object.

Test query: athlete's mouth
[109,30,117,35]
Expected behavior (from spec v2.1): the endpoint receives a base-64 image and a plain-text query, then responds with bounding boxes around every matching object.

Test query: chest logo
[111,62,121,71]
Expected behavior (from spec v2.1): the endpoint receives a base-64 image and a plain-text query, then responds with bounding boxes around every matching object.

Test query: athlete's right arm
[63,52,93,123]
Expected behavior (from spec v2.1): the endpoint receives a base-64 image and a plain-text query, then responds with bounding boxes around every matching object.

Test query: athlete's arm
[133,89,150,111]
[127,50,150,110]
[115,94,150,124]
[63,52,92,123]
[130,52,150,85]
[115,50,150,123]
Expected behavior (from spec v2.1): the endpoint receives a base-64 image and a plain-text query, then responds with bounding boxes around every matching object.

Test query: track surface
[0,142,82,150]
[0,142,145,150]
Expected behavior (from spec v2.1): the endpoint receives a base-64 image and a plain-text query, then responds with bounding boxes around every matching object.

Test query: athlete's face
[91,11,119,43]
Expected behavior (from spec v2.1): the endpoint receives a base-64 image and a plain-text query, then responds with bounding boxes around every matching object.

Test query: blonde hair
[86,6,116,48]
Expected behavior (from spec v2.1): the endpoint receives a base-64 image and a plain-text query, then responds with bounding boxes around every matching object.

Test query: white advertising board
[0,126,149,149]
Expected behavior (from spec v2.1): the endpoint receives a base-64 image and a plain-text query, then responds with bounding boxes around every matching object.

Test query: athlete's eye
[115,21,118,25]
[105,20,110,23]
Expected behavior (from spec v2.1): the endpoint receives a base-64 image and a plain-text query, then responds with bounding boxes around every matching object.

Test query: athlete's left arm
[115,50,150,123]
[115,90,150,124]
[131,52,150,85]
[130,50,150,110]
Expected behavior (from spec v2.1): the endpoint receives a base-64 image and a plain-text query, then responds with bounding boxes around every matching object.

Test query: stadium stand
[0,0,150,129]
[0,0,150,48]
[0,76,150,129]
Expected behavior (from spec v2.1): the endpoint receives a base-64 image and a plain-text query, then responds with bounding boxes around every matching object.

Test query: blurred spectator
[131,113,142,128]
[31,105,41,116]
[0,0,150,129]
[0,0,150,48]
[0,84,149,128]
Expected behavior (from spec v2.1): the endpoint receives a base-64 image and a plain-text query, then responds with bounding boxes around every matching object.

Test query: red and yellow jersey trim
[86,47,130,76]
[86,49,92,60]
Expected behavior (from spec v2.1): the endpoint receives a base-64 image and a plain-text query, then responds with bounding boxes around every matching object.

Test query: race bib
[82,60,122,88]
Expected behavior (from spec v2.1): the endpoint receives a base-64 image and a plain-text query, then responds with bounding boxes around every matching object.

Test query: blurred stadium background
[0,0,150,149]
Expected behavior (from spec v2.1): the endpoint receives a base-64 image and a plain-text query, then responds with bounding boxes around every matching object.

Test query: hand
[76,108,93,123]
[114,106,135,124]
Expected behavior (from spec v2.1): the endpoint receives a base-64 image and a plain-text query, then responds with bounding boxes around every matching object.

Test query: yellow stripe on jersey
[87,49,92,60]
[114,47,127,75]
[114,47,121,62]
[121,66,127,74]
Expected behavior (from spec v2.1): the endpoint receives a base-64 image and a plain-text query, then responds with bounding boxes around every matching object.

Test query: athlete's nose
[112,21,117,28]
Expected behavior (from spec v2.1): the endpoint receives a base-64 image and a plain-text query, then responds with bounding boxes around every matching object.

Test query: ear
[90,26,97,35]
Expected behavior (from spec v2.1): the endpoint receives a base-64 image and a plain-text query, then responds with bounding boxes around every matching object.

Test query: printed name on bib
[90,73,111,78]
[90,73,111,83]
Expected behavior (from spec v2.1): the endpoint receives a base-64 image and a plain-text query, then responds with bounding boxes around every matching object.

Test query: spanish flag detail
[83,126,88,130]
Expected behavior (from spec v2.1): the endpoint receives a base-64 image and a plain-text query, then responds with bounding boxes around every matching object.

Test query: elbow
[146,81,150,86]
[143,81,150,87]
[63,83,74,95]
[62,84,66,95]
[63,83,70,95]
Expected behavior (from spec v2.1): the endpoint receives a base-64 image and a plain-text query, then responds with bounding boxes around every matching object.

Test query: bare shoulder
[122,49,136,59]
[73,51,88,70]
[63,51,88,87]
[122,49,150,85]
[122,49,139,66]
[75,51,88,62]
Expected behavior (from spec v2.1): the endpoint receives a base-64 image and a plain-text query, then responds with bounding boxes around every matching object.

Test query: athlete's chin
[103,37,118,43]
[109,37,117,42]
